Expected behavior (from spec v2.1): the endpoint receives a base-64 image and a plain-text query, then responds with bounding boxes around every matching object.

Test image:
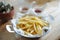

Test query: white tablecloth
[41,1,60,40]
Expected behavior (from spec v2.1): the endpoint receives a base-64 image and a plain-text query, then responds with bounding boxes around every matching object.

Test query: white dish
[6,12,54,38]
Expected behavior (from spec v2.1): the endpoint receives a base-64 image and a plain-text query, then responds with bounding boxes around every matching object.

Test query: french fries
[16,16,49,35]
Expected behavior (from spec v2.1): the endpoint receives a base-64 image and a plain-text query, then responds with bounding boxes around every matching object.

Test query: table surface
[0,0,60,40]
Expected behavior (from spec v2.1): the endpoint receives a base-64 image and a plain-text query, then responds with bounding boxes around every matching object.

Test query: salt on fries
[17,16,49,35]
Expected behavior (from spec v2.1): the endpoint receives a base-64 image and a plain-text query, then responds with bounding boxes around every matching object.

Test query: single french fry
[26,28,30,32]
[33,24,38,34]
[37,25,42,34]
[30,30,34,34]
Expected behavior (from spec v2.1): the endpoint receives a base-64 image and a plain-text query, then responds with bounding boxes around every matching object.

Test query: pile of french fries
[17,16,49,35]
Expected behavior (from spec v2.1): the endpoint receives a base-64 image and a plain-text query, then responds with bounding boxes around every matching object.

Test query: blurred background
[0,0,59,40]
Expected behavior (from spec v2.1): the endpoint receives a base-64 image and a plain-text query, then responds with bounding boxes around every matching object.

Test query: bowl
[6,13,54,38]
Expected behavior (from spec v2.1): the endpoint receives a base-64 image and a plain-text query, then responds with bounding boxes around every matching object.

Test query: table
[0,0,60,40]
